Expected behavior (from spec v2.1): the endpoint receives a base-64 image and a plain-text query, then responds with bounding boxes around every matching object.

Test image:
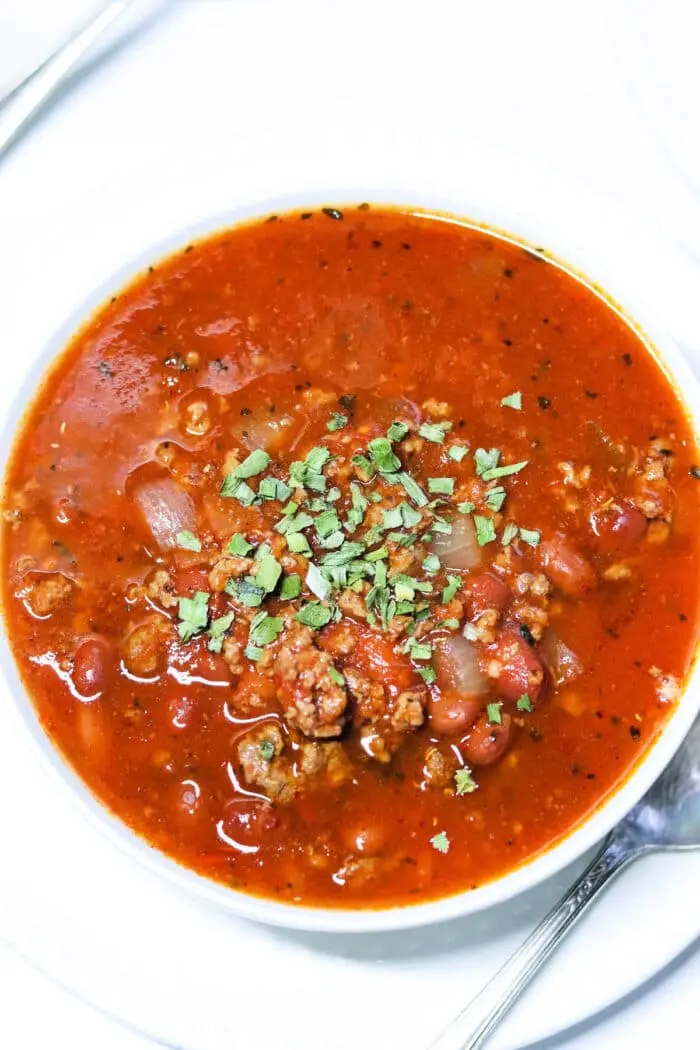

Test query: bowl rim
[2,192,700,934]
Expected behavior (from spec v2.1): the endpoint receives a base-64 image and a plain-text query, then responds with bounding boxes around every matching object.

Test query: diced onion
[434,635,488,696]
[430,514,481,570]
[134,478,196,550]
[540,629,584,686]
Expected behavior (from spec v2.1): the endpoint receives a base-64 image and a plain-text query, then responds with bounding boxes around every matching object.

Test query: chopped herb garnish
[255,554,282,594]
[474,515,497,546]
[228,448,270,480]
[517,694,533,712]
[396,471,428,507]
[454,767,478,795]
[366,545,389,562]
[422,553,441,574]
[315,508,341,539]
[430,831,450,854]
[474,447,500,477]
[485,486,507,512]
[409,641,432,661]
[482,460,528,482]
[501,522,518,546]
[259,739,275,761]
[219,476,256,505]
[368,436,401,473]
[275,510,314,535]
[322,541,365,566]
[306,563,331,600]
[248,611,284,649]
[387,420,410,441]
[448,443,468,462]
[419,421,451,443]
[519,527,541,547]
[176,529,202,552]
[328,665,345,686]
[418,665,437,684]
[280,573,302,599]
[225,577,265,607]
[428,477,455,496]
[458,501,475,515]
[486,702,503,725]
[501,391,522,411]
[295,601,333,628]
[258,476,292,502]
[177,590,210,642]
[442,575,460,603]
[207,611,234,653]
[226,534,254,557]
[327,412,348,432]
[286,532,312,556]
[436,617,460,631]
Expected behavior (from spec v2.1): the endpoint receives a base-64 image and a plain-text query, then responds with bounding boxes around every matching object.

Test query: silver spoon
[428,716,700,1050]
[0,0,139,161]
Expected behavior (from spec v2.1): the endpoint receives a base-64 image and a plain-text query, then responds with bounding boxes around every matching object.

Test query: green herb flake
[482,460,528,482]
[457,501,475,515]
[387,420,410,442]
[519,527,541,547]
[448,443,469,463]
[397,471,428,507]
[474,515,497,547]
[306,563,331,600]
[517,694,533,712]
[409,641,432,661]
[207,611,235,653]
[327,412,348,432]
[295,602,333,628]
[485,486,507,512]
[248,611,284,649]
[422,553,441,574]
[428,477,455,496]
[436,617,461,631]
[315,508,341,539]
[225,577,265,607]
[177,590,210,643]
[328,665,345,686]
[474,447,501,477]
[454,768,478,795]
[418,665,437,684]
[176,529,202,552]
[226,533,254,557]
[255,554,282,594]
[219,476,257,505]
[259,739,275,761]
[486,702,503,725]
[258,476,292,502]
[286,532,312,556]
[442,575,461,603]
[366,545,389,562]
[280,573,302,600]
[275,510,314,536]
[430,831,450,854]
[245,644,264,662]
[501,391,522,411]
[501,522,519,546]
[368,436,401,473]
[228,448,270,480]
[419,421,452,444]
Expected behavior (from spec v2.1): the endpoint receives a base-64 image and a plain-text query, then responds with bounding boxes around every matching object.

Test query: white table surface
[1,1,700,1047]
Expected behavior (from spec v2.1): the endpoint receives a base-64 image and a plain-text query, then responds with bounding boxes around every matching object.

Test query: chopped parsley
[177,590,209,643]
[430,831,450,854]
[176,529,202,552]
[255,554,282,594]
[418,665,437,684]
[519,527,541,547]
[474,515,497,546]
[396,471,428,507]
[280,573,302,599]
[247,612,284,656]
[328,665,345,686]
[306,563,331,600]
[226,533,254,557]
[501,522,518,546]
[447,443,468,463]
[485,486,506,512]
[259,739,275,761]
[516,694,533,712]
[486,702,503,725]
[428,477,455,496]
[422,553,441,574]
[295,601,333,628]
[387,420,410,441]
[368,436,401,473]
[327,412,348,432]
[207,611,234,653]
[458,500,475,515]
[501,391,522,411]
[226,448,270,480]
[419,421,451,443]
[454,767,478,795]
[442,575,460,603]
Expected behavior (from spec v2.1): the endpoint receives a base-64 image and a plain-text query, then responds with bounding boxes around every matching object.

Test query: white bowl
[2,189,700,935]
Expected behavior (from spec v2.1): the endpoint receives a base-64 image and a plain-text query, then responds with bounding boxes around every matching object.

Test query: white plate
[2,92,700,1050]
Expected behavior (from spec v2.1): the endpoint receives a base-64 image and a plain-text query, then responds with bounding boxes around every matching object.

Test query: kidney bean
[221,799,277,846]
[466,573,511,618]
[73,637,112,698]
[539,533,595,596]
[590,502,647,554]
[429,691,484,735]
[462,712,512,767]
[493,627,545,704]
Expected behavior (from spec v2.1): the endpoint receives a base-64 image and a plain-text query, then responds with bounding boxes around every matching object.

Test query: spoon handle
[427,837,639,1050]
[0,0,137,161]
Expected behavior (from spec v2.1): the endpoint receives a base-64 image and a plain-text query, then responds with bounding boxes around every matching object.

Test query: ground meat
[237,724,297,803]
[222,635,245,675]
[276,624,348,738]
[423,745,458,787]
[629,445,673,520]
[337,587,367,619]
[146,569,178,609]
[422,398,451,418]
[345,667,387,723]
[122,616,172,676]
[25,572,73,616]
[469,608,500,644]
[602,562,632,581]
[299,741,351,786]
[390,690,426,731]
[511,601,549,640]
[208,555,253,592]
